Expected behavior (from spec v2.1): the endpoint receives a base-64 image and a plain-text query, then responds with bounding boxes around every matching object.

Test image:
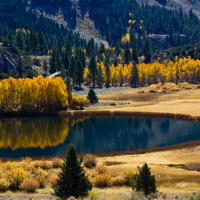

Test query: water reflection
[0,116,200,158]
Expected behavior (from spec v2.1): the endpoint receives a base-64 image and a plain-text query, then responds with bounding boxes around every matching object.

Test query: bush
[95,166,107,174]
[9,168,28,189]
[123,169,135,186]
[83,154,97,169]
[111,176,126,186]
[34,168,47,188]
[20,178,40,193]
[52,157,63,168]
[94,173,111,187]
[183,162,200,172]
[138,88,145,93]
[149,84,157,93]
[0,179,10,191]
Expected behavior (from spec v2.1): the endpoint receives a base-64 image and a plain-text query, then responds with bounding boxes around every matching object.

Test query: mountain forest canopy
[79,0,200,50]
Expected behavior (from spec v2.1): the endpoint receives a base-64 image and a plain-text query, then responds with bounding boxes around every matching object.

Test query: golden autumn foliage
[0,117,86,150]
[0,117,70,150]
[0,76,68,112]
[83,57,200,87]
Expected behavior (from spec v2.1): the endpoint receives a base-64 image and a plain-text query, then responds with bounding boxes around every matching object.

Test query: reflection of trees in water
[0,117,83,150]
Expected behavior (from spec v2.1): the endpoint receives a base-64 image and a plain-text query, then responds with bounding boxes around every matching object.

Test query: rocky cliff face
[0,43,17,71]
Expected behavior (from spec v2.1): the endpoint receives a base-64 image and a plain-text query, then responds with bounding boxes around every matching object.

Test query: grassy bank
[1,144,200,199]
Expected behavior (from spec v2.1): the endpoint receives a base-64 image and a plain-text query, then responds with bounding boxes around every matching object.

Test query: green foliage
[87,89,98,104]
[134,163,156,196]
[53,144,92,199]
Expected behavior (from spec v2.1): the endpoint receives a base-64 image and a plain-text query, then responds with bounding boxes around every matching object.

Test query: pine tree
[96,66,104,87]
[75,60,83,88]
[17,57,23,78]
[130,62,139,88]
[53,144,92,199]
[87,89,98,103]
[60,63,66,80]
[43,60,48,75]
[132,37,139,64]
[143,37,151,64]
[134,163,156,196]
[123,42,130,64]
[88,54,97,87]
[68,56,76,86]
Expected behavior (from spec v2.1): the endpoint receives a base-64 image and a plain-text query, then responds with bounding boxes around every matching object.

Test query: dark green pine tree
[96,66,104,87]
[17,57,23,78]
[43,59,48,74]
[135,163,156,196]
[60,63,66,80]
[132,37,139,64]
[53,144,92,199]
[143,37,151,64]
[15,31,24,51]
[75,60,83,88]
[88,54,97,87]
[130,62,139,88]
[49,51,56,74]
[68,56,76,86]
[104,55,110,87]
[87,89,98,103]
[123,42,130,64]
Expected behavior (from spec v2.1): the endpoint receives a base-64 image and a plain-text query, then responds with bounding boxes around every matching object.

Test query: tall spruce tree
[143,37,151,63]
[75,60,83,88]
[135,163,156,196]
[123,42,130,64]
[88,54,97,87]
[130,62,139,87]
[132,37,139,64]
[53,144,92,199]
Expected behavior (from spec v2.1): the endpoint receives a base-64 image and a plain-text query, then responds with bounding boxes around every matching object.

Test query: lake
[0,116,200,158]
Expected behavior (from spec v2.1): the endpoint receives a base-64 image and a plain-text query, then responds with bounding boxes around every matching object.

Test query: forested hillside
[79,0,200,50]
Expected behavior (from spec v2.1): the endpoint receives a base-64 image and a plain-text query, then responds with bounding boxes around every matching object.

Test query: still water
[0,116,200,158]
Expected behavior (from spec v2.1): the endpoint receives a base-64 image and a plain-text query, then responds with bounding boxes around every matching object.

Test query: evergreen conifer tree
[43,60,48,74]
[130,62,139,87]
[88,54,97,87]
[123,42,130,64]
[135,163,156,196]
[143,37,151,63]
[132,37,139,64]
[87,89,98,103]
[75,60,83,88]
[96,66,104,87]
[53,144,92,199]
[17,57,23,78]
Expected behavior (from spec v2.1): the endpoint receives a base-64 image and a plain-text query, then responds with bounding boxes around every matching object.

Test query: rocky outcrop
[0,44,16,71]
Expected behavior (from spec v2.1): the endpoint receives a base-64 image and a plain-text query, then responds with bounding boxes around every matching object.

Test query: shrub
[94,173,111,187]
[123,169,135,186]
[52,157,63,168]
[34,168,47,187]
[0,179,10,191]
[95,166,107,174]
[138,88,145,93]
[149,84,157,93]
[83,154,97,169]
[111,176,126,186]
[183,162,200,172]
[20,178,40,193]
[162,82,179,91]
[33,160,53,170]
[9,168,28,189]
